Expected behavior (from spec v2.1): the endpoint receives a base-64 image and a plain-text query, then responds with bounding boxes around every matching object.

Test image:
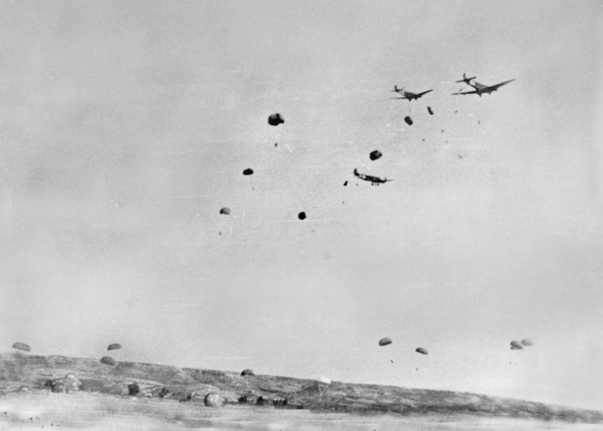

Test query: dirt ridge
[1,352,601,424]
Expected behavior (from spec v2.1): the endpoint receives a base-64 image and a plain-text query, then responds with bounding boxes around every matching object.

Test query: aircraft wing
[391,96,409,100]
[452,90,479,96]
[485,79,515,91]
[416,89,433,97]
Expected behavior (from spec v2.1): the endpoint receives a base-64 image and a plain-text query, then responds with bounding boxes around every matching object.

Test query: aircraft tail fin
[456,73,476,83]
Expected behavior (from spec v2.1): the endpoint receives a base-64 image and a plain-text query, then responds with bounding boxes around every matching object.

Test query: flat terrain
[1,353,602,430]
[2,392,602,431]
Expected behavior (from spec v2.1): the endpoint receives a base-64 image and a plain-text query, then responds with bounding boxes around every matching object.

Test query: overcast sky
[1,0,602,410]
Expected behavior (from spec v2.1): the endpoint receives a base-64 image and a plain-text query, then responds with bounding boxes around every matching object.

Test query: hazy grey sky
[1,0,602,410]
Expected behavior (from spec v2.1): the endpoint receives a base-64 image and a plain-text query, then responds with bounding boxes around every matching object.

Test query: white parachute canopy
[317,376,331,385]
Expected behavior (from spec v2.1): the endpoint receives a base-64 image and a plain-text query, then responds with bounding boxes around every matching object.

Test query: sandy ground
[0,391,601,431]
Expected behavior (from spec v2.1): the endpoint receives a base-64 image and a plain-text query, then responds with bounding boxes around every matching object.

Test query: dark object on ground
[12,342,30,352]
[273,398,288,407]
[268,113,285,126]
[107,343,121,351]
[298,212,306,220]
[220,207,230,215]
[343,181,348,186]
[241,369,255,376]
[100,356,116,366]
[427,106,434,115]
[128,383,140,396]
[243,168,254,176]
[416,347,428,355]
[404,116,413,125]
[205,393,224,407]
[45,374,82,393]
[370,150,382,161]
[379,338,392,346]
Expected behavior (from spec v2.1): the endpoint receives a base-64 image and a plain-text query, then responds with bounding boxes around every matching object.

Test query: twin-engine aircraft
[354,169,393,186]
[391,74,514,100]
[391,86,433,101]
[452,73,515,97]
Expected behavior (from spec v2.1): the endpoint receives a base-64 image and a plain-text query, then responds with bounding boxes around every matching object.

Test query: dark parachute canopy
[220,207,231,215]
[379,338,392,347]
[404,116,413,126]
[100,356,116,366]
[241,369,255,376]
[298,212,306,220]
[427,106,434,115]
[243,168,254,176]
[12,342,31,352]
[415,347,428,355]
[510,341,523,350]
[268,113,285,126]
[369,150,382,161]
[107,343,122,351]
[521,339,533,347]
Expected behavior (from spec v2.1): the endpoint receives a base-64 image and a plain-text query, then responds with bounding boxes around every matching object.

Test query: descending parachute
[268,113,284,126]
[12,342,30,352]
[427,106,434,115]
[379,338,392,347]
[415,347,428,355]
[107,343,122,351]
[404,116,413,126]
[510,341,523,350]
[298,212,306,220]
[369,150,382,161]
[521,339,533,347]
[243,168,254,176]
[100,356,116,366]
[268,113,285,126]
[241,369,255,377]
[220,207,230,215]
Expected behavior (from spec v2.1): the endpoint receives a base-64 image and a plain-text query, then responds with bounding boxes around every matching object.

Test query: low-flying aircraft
[452,76,515,97]
[353,169,393,186]
[456,73,477,86]
[391,86,433,101]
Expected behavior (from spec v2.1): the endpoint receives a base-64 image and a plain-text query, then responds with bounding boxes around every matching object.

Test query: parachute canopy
[100,356,116,366]
[298,212,306,220]
[220,207,231,215]
[415,347,428,355]
[427,106,434,115]
[510,341,523,350]
[12,342,30,352]
[379,338,392,347]
[404,116,413,126]
[317,376,331,385]
[243,168,254,176]
[241,369,255,377]
[107,343,121,351]
[369,150,382,161]
[521,339,533,347]
[268,113,285,126]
